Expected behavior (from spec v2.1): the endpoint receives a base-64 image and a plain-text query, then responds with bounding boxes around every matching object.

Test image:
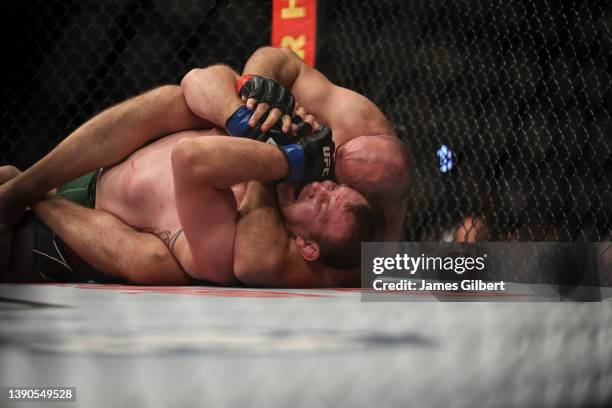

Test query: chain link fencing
[1,0,610,243]
[1,0,272,169]
[318,0,611,242]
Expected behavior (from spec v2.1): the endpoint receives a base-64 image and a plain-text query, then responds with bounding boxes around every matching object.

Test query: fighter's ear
[295,236,320,262]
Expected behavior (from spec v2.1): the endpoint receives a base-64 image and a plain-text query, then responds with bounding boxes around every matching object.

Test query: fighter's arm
[175,65,350,287]
[233,182,312,287]
[1,85,211,224]
[180,64,298,285]
[181,64,242,128]
[170,136,290,285]
[30,194,192,285]
[242,47,394,144]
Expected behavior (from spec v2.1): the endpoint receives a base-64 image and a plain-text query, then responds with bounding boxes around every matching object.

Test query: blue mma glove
[225,107,313,147]
[278,125,335,184]
[225,105,297,146]
[225,74,298,145]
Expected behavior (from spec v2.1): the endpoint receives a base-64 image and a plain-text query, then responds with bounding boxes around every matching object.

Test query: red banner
[271,0,317,67]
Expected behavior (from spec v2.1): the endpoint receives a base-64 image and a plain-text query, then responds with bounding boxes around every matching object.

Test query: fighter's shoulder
[329,86,394,136]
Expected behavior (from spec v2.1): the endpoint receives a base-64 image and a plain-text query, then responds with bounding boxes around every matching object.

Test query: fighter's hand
[278,125,335,184]
[0,165,26,228]
[290,105,317,139]
[298,126,335,183]
[237,75,295,134]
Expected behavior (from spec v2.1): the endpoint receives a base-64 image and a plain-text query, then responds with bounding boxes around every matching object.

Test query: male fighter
[185,47,412,242]
[1,65,380,286]
[182,48,412,284]
[0,47,411,286]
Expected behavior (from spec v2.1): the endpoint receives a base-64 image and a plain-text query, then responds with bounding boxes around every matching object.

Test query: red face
[277,180,369,243]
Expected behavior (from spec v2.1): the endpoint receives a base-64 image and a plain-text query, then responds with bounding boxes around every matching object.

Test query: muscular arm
[31,194,192,285]
[243,47,394,145]
[180,64,318,286]
[170,136,290,284]
[1,85,210,220]
[245,47,410,241]
[233,182,315,287]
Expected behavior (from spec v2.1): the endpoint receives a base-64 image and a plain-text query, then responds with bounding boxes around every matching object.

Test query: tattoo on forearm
[140,228,184,254]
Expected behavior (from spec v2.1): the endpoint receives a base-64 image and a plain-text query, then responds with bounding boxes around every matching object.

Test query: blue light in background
[437,144,454,173]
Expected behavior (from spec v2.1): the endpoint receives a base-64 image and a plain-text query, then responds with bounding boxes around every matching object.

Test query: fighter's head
[334,135,413,208]
[277,181,382,269]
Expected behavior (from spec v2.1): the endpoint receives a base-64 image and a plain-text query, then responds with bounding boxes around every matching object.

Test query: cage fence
[1,0,610,243]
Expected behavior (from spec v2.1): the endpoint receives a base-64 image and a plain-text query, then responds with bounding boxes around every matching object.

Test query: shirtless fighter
[0,47,411,287]
[1,65,380,286]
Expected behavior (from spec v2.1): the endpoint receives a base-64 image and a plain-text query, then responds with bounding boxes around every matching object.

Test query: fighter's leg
[0,163,190,284]
[0,165,20,185]
[0,85,211,228]
[0,166,21,273]
[30,194,192,284]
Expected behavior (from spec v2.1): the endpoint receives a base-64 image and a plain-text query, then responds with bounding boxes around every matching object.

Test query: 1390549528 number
[4,387,76,401]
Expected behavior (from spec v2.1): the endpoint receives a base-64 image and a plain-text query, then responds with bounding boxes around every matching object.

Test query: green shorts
[57,171,99,208]
[32,170,123,283]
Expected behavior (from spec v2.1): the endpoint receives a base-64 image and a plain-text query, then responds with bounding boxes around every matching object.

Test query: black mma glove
[236,74,295,115]
[278,125,335,184]
[225,75,298,145]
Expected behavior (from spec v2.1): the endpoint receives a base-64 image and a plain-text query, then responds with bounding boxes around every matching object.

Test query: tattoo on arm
[168,229,183,253]
[140,228,184,254]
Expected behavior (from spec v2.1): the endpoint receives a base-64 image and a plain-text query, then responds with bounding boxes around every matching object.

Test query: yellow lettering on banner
[281,0,305,19]
[280,35,306,59]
